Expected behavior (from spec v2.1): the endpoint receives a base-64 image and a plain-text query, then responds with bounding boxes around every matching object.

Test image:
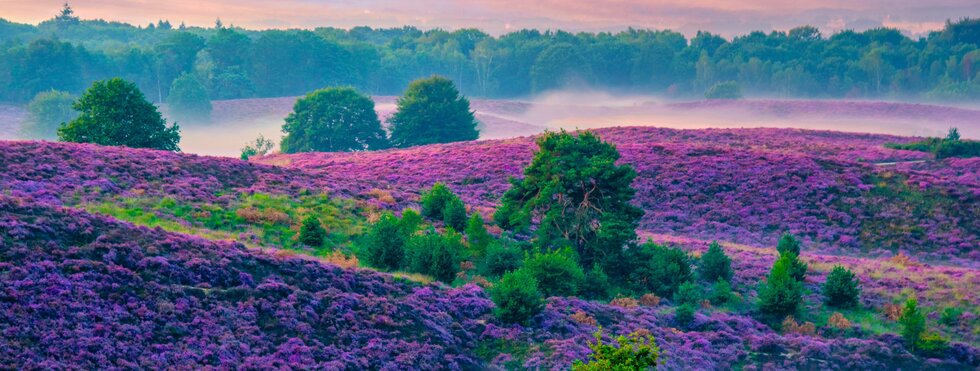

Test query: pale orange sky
[2,0,978,36]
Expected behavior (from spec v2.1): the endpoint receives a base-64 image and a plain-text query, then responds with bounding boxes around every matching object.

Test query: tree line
[1,5,978,104]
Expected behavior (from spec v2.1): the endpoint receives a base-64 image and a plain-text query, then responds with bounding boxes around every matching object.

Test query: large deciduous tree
[388,76,479,148]
[280,87,388,153]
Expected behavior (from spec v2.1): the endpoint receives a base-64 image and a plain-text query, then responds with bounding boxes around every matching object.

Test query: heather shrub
[479,241,524,278]
[59,78,180,151]
[673,281,701,306]
[491,269,545,324]
[782,316,817,336]
[388,76,479,148]
[827,312,852,330]
[639,294,661,307]
[280,87,388,152]
[405,229,465,282]
[522,248,585,297]
[699,241,732,283]
[705,81,742,99]
[464,213,493,256]
[627,242,693,298]
[709,279,732,305]
[24,89,77,139]
[899,297,926,350]
[420,182,459,219]
[916,332,950,358]
[298,215,326,248]
[610,296,639,308]
[570,311,598,327]
[823,265,860,308]
[572,329,661,370]
[940,307,963,326]
[758,253,803,317]
[675,304,696,327]
[580,264,613,300]
[443,196,468,231]
[363,212,407,271]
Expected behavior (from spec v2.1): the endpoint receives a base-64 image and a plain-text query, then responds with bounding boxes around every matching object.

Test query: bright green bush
[673,281,701,306]
[776,233,807,282]
[239,134,275,160]
[491,269,545,324]
[822,265,860,308]
[572,328,661,370]
[915,332,950,358]
[464,213,493,256]
[757,253,803,317]
[523,248,585,297]
[699,241,732,283]
[363,212,407,271]
[405,229,465,282]
[899,297,926,350]
[443,196,468,231]
[420,182,457,219]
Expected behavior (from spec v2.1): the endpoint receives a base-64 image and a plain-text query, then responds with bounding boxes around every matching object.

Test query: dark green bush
[420,182,457,219]
[405,229,465,282]
[280,87,387,152]
[443,196,468,231]
[709,279,733,305]
[363,212,407,271]
[479,241,524,278]
[757,253,803,317]
[673,281,701,306]
[491,269,545,324]
[59,78,180,151]
[464,213,493,256]
[675,304,696,327]
[822,265,860,308]
[940,307,963,326]
[298,215,326,248]
[899,297,926,350]
[699,241,732,283]
[580,264,613,300]
[388,76,479,148]
[523,248,585,297]
[627,242,693,297]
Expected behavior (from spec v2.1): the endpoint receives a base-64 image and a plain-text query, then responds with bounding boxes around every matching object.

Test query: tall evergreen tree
[758,253,803,317]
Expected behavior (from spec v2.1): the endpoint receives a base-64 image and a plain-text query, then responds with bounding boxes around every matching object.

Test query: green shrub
[705,81,742,99]
[627,242,693,297]
[699,241,732,283]
[420,182,457,219]
[709,279,733,305]
[572,328,661,370]
[464,213,493,256]
[675,304,696,327]
[479,241,524,278]
[673,281,701,306]
[399,209,423,235]
[757,253,803,317]
[935,139,980,159]
[298,215,326,248]
[776,234,807,282]
[363,212,407,271]
[899,297,926,350]
[915,332,950,358]
[523,248,585,297]
[443,196,468,231]
[405,229,465,282]
[239,134,275,160]
[822,265,860,308]
[24,90,77,139]
[940,307,963,326]
[492,269,545,324]
[580,265,613,300]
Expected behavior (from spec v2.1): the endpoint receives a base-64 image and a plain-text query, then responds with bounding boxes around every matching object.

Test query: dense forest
[1,5,978,104]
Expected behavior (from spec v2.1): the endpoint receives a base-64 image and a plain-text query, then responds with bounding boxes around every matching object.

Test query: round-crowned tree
[24,90,77,140]
[280,87,388,153]
[58,78,180,151]
[388,76,479,148]
[166,73,212,121]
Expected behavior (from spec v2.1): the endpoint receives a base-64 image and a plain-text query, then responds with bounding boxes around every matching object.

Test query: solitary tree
[822,265,860,308]
[298,215,327,248]
[58,78,180,151]
[492,269,545,324]
[758,253,803,317]
[388,76,479,148]
[280,87,388,153]
[899,297,926,350]
[495,130,642,274]
[699,241,733,283]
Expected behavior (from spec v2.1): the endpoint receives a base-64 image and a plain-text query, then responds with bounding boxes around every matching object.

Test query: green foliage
[442,196,468,231]
[24,90,77,139]
[280,87,388,153]
[915,332,950,358]
[939,307,963,326]
[885,128,979,159]
[363,212,407,271]
[298,215,327,248]
[522,248,585,297]
[404,229,465,282]
[166,72,211,121]
[580,265,613,300]
[673,281,701,306]
[704,81,742,99]
[822,265,860,308]
[464,213,493,256]
[709,279,733,305]
[572,328,661,371]
[775,234,807,282]
[899,297,926,349]
[239,134,275,160]
[388,76,479,148]
[479,241,524,278]
[420,182,459,219]
[675,304,696,327]
[531,43,591,93]
[495,130,642,276]
[491,269,545,324]
[698,241,732,283]
[757,253,803,317]
[627,242,693,298]
[399,209,423,235]
[58,78,180,151]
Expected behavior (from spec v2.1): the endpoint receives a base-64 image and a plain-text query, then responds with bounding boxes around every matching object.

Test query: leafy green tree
[363,212,408,271]
[166,73,211,121]
[58,78,180,151]
[673,281,701,306]
[822,265,860,308]
[495,130,642,275]
[420,182,460,219]
[479,241,524,278]
[492,269,545,324]
[522,248,585,297]
[899,297,926,350]
[580,264,613,300]
[388,76,478,148]
[405,229,465,282]
[675,304,696,328]
[627,242,693,297]
[24,90,77,139]
[464,213,493,256]
[572,328,660,371]
[530,43,592,93]
[280,87,388,153]
[240,134,275,160]
[442,196,468,231]
[710,279,733,305]
[298,215,326,248]
[705,81,742,99]
[757,253,803,317]
[699,241,733,283]
[399,209,423,235]
[776,234,808,282]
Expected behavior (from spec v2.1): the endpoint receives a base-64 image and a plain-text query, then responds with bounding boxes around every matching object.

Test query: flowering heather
[256,127,977,262]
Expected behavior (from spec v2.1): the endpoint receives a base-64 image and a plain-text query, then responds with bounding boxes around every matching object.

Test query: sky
[2,0,979,37]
